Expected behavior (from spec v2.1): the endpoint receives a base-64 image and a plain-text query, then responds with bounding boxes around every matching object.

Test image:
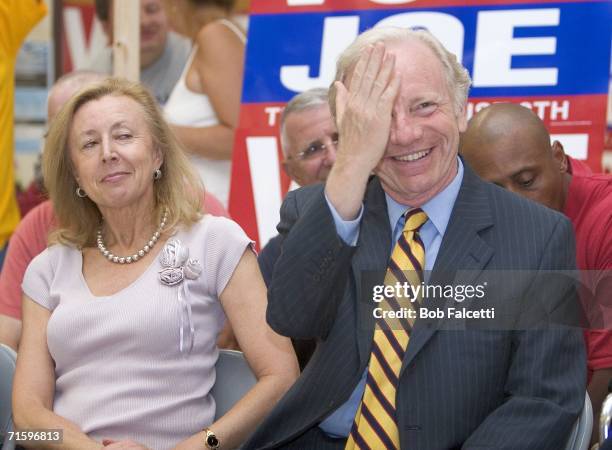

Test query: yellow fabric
[346,210,427,450]
[0,0,47,248]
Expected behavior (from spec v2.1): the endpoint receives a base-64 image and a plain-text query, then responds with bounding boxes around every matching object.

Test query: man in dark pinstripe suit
[245,27,586,450]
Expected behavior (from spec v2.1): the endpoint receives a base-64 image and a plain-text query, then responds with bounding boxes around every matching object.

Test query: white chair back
[564,393,593,450]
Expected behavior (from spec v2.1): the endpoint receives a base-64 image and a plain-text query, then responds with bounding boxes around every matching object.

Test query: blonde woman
[13,78,298,450]
[163,0,246,207]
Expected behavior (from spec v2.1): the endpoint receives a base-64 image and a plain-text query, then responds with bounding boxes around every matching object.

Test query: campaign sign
[229,0,611,248]
[61,2,108,73]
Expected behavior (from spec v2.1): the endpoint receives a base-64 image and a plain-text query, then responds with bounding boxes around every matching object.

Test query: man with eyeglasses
[280,87,338,188]
[259,87,338,287]
[258,88,338,370]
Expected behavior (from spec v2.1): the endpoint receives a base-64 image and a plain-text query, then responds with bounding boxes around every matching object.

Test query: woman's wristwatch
[203,428,220,449]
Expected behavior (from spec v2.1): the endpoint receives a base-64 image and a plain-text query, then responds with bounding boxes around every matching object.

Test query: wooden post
[52,0,62,81]
[112,0,139,81]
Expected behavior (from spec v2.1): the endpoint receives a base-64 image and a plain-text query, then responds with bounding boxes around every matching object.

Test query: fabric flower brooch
[159,238,202,285]
[159,238,202,355]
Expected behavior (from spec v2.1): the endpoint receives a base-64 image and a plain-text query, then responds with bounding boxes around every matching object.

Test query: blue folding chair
[211,349,257,420]
[0,344,17,450]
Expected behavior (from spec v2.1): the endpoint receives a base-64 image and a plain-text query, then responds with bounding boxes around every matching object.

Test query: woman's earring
[153,169,162,180]
[76,186,87,198]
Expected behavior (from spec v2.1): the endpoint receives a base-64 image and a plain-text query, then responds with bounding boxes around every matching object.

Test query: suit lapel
[352,178,392,367]
[401,164,495,374]
[432,164,495,277]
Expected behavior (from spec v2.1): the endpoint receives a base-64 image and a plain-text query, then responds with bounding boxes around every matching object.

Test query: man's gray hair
[329,27,471,117]
[48,70,107,102]
[280,87,329,157]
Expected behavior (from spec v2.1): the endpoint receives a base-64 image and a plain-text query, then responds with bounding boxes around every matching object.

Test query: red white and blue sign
[229,0,612,248]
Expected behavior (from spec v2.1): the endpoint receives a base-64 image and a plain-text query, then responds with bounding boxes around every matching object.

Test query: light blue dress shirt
[319,158,464,437]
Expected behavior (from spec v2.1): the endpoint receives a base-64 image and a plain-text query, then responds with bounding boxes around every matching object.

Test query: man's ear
[281,160,290,178]
[282,160,305,187]
[552,140,568,173]
[457,102,468,132]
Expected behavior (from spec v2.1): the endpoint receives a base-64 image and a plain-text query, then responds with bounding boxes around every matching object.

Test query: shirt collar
[385,157,464,236]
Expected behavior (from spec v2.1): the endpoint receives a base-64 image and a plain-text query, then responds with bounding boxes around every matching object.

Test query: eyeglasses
[293,134,339,161]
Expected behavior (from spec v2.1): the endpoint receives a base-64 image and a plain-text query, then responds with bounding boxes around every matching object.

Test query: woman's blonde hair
[43,77,203,248]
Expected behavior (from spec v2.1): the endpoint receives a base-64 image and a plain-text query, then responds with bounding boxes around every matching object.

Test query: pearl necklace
[96,209,168,264]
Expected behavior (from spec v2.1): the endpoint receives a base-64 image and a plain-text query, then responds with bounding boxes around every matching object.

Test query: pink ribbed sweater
[22,216,252,450]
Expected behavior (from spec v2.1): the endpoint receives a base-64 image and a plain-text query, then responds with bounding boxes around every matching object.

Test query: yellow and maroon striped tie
[345,208,428,450]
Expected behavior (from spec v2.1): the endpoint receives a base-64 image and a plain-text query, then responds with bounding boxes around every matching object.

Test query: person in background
[15,150,46,217]
[460,102,612,445]
[90,0,191,105]
[13,78,298,450]
[162,0,246,207]
[17,71,106,217]
[245,27,585,449]
[279,88,338,190]
[258,87,337,370]
[0,71,230,352]
[0,0,47,271]
[258,87,337,286]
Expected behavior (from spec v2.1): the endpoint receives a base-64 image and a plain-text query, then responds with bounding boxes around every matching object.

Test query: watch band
[204,428,220,449]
